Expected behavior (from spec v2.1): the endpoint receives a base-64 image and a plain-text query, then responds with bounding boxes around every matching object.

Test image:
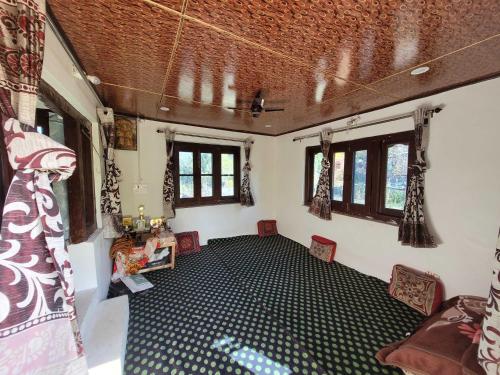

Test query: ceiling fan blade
[264,108,285,112]
[227,107,249,110]
[265,99,288,105]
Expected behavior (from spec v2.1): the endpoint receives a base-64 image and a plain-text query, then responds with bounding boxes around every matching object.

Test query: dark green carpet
[207,235,425,375]
[123,235,425,374]
[124,241,324,375]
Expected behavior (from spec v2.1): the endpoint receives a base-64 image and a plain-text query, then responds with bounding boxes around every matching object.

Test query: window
[174,142,240,207]
[304,131,414,222]
[35,80,96,244]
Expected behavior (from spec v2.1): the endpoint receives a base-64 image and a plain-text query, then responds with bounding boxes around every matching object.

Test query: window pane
[385,144,409,210]
[332,152,345,201]
[221,175,234,196]
[312,152,322,193]
[179,151,193,174]
[200,152,212,175]
[352,150,367,205]
[201,175,213,197]
[179,175,194,198]
[221,153,234,175]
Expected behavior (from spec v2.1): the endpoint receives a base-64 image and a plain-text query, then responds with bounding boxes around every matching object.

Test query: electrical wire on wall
[136,115,143,185]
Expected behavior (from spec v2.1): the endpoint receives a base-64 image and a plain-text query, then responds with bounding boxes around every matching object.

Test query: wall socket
[133,183,148,194]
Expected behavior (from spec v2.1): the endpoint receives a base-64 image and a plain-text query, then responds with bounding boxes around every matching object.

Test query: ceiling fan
[228,89,285,118]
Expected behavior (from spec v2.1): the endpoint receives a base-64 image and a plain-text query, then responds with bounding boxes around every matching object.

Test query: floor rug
[207,235,426,375]
[123,244,325,374]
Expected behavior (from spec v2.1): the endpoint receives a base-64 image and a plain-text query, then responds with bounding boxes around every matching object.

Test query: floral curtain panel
[240,138,254,207]
[97,107,123,238]
[163,129,175,219]
[0,1,86,373]
[398,107,436,247]
[309,129,333,220]
[478,229,500,374]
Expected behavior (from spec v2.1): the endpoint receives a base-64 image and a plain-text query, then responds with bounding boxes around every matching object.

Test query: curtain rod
[156,129,254,144]
[292,106,444,142]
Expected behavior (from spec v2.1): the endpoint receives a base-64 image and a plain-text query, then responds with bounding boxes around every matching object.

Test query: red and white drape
[309,129,333,220]
[478,229,500,374]
[0,0,86,373]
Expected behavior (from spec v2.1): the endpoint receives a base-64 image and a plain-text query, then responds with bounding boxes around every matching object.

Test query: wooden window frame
[376,131,416,219]
[174,142,240,208]
[304,130,415,223]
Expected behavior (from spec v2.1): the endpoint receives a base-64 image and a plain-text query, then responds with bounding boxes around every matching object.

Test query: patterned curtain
[398,107,436,248]
[240,138,254,207]
[97,107,122,238]
[0,1,86,373]
[478,229,500,374]
[163,129,175,218]
[309,129,333,220]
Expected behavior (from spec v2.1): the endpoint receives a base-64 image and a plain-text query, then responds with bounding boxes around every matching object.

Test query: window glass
[200,152,212,175]
[200,152,213,197]
[49,114,70,240]
[312,152,323,194]
[332,152,345,201]
[221,153,234,175]
[352,150,367,204]
[221,176,234,196]
[179,151,193,174]
[179,176,194,198]
[221,153,235,196]
[385,144,409,210]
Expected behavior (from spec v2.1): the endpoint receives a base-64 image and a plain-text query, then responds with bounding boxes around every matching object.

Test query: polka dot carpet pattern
[124,240,325,375]
[207,235,426,375]
[123,234,425,375]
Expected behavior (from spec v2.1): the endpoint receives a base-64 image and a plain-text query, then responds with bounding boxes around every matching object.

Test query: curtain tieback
[243,161,251,172]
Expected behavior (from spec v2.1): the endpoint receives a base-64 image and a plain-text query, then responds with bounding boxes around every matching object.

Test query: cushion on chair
[376,295,487,375]
[309,235,337,263]
[175,231,201,255]
[257,220,278,237]
[388,264,444,316]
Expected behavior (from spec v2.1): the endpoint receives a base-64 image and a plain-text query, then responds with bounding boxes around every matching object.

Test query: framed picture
[115,117,137,150]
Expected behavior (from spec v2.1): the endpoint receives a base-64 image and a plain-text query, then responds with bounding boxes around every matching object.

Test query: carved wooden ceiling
[48,0,500,135]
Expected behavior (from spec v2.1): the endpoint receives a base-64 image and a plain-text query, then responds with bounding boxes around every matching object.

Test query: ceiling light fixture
[410,66,430,76]
[86,75,101,85]
[160,106,170,112]
[265,124,272,128]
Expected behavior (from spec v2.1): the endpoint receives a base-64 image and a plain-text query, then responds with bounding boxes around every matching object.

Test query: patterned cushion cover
[377,295,487,375]
[257,220,278,237]
[309,235,337,263]
[388,264,443,316]
[175,231,201,255]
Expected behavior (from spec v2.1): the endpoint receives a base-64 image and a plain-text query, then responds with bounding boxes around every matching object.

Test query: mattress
[207,235,425,375]
[123,234,425,375]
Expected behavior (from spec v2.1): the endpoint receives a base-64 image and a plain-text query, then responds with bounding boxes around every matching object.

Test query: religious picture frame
[115,117,137,150]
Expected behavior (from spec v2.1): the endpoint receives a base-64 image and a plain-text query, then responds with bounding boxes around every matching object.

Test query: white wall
[115,121,277,245]
[274,78,500,298]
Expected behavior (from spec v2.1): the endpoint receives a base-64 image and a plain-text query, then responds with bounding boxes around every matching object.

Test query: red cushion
[309,236,337,263]
[311,235,336,245]
[257,220,278,237]
[175,231,201,255]
[388,264,444,316]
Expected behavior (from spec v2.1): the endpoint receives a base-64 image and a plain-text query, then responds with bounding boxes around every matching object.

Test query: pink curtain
[0,1,86,373]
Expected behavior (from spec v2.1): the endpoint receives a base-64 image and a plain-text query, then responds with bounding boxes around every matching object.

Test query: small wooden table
[138,240,176,274]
